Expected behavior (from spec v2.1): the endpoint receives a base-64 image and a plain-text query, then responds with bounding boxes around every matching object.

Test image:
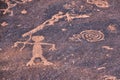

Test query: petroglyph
[13,36,56,66]
[102,46,113,50]
[102,75,118,80]
[86,0,110,8]
[1,21,8,27]
[0,0,32,16]
[80,30,105,42]
[107,24,117,33]
[22,11,90,37]
[69,30,105,42]
[0,0,16,16]
[69,34,82,42]
[63,0,84,13]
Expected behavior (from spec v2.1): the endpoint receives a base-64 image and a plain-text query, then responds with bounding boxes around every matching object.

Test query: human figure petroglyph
[13,36,56,66]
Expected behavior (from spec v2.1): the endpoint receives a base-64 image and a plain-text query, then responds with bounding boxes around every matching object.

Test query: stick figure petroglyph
[13,36,56,66]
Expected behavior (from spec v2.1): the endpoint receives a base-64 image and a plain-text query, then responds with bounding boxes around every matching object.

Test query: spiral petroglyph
[69,30,105,42]
[80,30,105,42]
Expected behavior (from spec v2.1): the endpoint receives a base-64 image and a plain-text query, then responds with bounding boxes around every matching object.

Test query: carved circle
[80,30,104,42]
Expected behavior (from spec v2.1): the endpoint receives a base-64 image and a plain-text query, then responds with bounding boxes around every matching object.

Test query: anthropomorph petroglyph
[69,30,105,42]
[13,36,56,66]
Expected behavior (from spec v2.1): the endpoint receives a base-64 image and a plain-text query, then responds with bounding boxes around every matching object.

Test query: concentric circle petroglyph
[80,30,105,42]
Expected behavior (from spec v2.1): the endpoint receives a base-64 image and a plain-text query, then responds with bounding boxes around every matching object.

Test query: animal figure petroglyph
[13,36,56,66]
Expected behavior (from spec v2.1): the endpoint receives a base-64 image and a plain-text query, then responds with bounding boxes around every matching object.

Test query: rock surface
[0,0,120,80]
